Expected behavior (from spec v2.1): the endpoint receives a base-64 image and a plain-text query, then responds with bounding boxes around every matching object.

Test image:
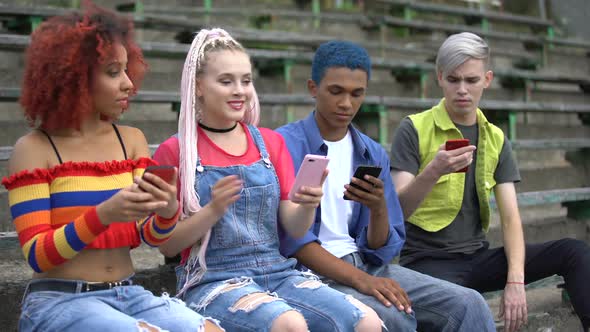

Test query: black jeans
[402,238,590,331]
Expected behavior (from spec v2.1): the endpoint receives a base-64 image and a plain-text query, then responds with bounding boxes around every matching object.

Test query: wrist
[157,203,180,222]
[349,270,369,290]
[506,281,525,285]
[158,201,180,220]
[96,203,112,226]
[422,163,442,182]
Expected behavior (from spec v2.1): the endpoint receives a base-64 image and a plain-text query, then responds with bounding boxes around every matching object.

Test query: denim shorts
[181,263,366,332]
[19,278,216,332]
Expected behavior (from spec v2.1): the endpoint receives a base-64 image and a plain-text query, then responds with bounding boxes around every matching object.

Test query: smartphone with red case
[143,165,176,184]
[343,165,383,200]
[288,154,330,201]
[445,138,470,173]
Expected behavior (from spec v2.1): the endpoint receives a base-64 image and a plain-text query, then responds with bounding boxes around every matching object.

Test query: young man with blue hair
[277,40,495,332]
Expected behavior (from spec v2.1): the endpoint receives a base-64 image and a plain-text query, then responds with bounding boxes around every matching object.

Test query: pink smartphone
[288,154,330,201]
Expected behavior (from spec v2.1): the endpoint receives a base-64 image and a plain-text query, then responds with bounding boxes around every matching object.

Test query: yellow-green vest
[407,98,505,232]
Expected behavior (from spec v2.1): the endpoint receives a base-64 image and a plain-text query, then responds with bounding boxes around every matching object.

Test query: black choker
[198,121,238,133]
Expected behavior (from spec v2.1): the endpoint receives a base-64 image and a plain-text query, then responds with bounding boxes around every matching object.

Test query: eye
[242,78,252,85]
[108,70,120,77]
[447,77,459,83]
[328,88,342,95]
[467,78,480,84]
[220,80,232,85]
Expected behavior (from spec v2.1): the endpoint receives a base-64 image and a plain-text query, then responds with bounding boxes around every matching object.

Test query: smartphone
[288,154,330,201]
[143,165,176,184]
[343,165,383,200]
[445,139,470,173]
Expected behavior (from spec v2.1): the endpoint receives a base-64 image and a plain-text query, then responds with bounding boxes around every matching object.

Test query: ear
[307,79,318,98]
[483,70,494,89]
[436,71,444,87]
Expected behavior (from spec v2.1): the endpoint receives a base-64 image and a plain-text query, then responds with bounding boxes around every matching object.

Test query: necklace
[198,121,238,133]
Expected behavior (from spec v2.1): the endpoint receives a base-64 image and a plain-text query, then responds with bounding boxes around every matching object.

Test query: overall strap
[247,125,271,168]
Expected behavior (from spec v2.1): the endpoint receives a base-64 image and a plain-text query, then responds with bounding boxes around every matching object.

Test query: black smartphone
[343,165,383,200]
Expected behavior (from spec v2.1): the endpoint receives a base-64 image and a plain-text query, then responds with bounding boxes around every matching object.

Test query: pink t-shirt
[153,122,295,201]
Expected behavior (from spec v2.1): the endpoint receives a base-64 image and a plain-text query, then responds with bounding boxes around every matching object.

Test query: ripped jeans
[19,279,214,332]
[179,259,367,332]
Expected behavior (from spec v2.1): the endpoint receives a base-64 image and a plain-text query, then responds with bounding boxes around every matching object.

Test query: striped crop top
[2,158,178,273]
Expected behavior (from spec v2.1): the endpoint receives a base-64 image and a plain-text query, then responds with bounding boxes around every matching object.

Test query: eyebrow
[327,84,365,91]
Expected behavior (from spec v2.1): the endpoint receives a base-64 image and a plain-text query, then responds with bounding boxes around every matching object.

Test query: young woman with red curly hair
[2,2,222,331]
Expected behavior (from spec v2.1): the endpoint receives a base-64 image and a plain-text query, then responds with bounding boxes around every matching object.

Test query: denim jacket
[276,112,406,266]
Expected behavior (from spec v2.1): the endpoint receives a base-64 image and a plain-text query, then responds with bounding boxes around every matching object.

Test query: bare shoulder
[9,131,51,173]
[114,124,150,159]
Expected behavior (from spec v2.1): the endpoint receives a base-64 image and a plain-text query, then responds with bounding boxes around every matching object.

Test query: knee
[270,310,308,332]
[460,289,490,313]
[355,307,382,332]
[345,297,382,332]
[560,238,590,254]
[203,320,224,332]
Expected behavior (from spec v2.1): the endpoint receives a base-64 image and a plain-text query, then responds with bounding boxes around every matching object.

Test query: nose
[233,82,245,96]
[457,81,467,95]
[121,71,134,93]
[338,94,353,110]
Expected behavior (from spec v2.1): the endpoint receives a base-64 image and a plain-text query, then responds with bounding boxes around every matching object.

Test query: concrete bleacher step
[518,165,588,192]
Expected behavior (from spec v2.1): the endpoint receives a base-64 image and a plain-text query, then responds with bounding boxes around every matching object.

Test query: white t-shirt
[319,131,358,259]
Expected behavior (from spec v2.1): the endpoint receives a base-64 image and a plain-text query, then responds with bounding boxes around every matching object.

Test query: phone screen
[343,165,382,200]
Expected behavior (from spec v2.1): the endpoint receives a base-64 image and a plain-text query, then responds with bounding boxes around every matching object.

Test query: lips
[228,101,244,111]
[117,98,129,109]
[335,113,352,120]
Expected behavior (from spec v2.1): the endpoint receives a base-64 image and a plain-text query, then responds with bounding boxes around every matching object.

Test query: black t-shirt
[390,118,521,264]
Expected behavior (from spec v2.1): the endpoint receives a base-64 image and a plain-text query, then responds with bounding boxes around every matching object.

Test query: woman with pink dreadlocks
[153,28,382,332]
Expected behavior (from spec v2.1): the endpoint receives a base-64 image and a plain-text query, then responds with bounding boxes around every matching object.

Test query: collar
[302,111,371,161]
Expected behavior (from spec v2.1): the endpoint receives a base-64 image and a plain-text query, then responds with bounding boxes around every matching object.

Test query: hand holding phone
[445,139,470,173]
[343,165,383,200]
[288,154,330,201]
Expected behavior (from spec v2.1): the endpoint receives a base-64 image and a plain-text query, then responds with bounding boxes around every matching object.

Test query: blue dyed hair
[311,40,371,84]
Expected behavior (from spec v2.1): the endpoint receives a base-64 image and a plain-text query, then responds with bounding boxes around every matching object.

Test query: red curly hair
[20,1,147,130]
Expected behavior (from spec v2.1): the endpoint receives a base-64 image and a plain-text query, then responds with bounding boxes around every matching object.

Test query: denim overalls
[178,125,364,332]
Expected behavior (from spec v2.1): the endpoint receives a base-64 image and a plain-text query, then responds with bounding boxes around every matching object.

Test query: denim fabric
[19,280,209,332]
[323,253,496,332]
[178,125,364,332]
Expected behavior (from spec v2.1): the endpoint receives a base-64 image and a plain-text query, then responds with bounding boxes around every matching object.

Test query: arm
[344,172,389,249]
[157,176,242,257]
[295,242,412,312]
[345,154,405,261]
[122,127,181,248]
[495,182,527,332]
[5,134,160,272]
[390,120,475,218]
[151,139,242,257]
[279,172,326,239]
